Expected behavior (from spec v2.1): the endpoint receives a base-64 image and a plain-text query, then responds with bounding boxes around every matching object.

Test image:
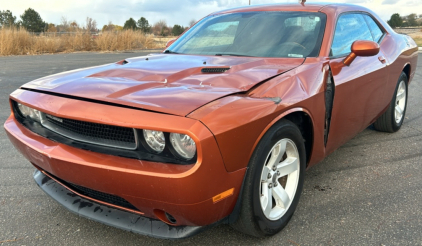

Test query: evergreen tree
[123,18,137,30]
[20,8,46,32]
[172,24,185,36]
[387,13,402,28]
[0,10,16,28]
[137,17,151,33]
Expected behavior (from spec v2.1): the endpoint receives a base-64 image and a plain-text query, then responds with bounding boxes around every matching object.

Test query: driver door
[326,13,389,154]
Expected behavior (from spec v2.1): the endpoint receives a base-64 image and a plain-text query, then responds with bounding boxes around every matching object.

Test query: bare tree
[102,21,115,32]
[189,19,196,27]
[46,23,57,32]
[152,20,168,36]
[60,16,69,32]
[85,17,97,32]
[69,21,79,31]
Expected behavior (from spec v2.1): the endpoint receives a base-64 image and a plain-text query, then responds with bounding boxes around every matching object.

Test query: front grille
[66,182,139,211]
[42,114,137,150]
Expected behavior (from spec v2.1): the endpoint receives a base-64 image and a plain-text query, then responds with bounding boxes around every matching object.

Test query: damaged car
[3,3,419,238]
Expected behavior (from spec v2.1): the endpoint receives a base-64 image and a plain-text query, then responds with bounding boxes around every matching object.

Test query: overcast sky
[1,0,421,28]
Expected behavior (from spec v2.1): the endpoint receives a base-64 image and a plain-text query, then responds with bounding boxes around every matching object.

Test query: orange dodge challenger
[3,3,419,239]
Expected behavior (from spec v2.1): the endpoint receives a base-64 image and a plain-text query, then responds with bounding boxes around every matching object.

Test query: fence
[393,27,422,34]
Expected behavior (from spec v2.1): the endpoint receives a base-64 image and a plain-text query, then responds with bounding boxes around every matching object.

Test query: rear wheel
[374,72,408,133]
[230,119,306,237]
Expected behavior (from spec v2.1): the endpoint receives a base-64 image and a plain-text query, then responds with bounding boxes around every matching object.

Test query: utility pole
[249,0,251,5]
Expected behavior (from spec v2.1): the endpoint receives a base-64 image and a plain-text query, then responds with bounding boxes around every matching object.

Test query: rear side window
[363,15,384,42]
[331,14,373,57]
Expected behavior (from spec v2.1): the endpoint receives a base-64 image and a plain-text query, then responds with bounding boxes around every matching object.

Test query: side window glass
[363,15,384,42]
[331,14,373,57]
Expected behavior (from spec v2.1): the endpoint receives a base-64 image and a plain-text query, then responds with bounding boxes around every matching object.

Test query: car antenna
[299,0,306,6]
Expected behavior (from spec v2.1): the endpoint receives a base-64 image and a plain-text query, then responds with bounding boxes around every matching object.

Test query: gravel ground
[0,52,421,245]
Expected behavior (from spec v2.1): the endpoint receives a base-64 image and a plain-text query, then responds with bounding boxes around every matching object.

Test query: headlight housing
[143,130,165,153]
[170,133,196,160]
[17,103,41,122]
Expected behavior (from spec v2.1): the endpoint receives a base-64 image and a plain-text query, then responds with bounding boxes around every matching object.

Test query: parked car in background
[4,3,418,239]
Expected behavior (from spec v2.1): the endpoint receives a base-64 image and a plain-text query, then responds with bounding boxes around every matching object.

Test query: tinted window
[363,15,384,42]
[331,14,373,57]
[169,12,327,58]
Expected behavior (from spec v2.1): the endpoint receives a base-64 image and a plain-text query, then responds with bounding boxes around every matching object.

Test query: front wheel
[231,119,306,237]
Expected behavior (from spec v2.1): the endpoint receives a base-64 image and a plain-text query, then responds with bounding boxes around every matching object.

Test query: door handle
[378,56,386,64]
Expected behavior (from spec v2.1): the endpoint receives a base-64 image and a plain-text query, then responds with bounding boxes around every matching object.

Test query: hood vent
[116,60,129,65]
[201,67,230,73]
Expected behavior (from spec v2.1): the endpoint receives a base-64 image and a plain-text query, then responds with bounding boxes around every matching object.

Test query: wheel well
[284,112,313,167]
[403,64,411,82]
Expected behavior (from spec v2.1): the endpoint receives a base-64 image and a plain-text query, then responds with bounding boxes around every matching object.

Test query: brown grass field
[409,32,422,47]
[0,28,169,56]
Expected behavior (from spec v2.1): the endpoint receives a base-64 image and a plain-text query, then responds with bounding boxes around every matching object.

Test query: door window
[331,14,373,57]
[363,15,384,42]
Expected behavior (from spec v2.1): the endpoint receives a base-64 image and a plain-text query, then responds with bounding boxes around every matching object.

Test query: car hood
[22,54,304,116]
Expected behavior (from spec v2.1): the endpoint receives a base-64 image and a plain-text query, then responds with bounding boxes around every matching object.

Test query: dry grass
[0,28,159,56]
[153,36,177,48]
[96,30,156,51]
[408,32,422,47]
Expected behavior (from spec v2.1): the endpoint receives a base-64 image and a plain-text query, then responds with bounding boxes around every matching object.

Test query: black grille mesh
[66,182,139,211]
[44,114,136,149]
[201,67,230,73]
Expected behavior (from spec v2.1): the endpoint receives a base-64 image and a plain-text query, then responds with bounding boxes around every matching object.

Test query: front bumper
[33,170,206,239]
[4,89,246,232]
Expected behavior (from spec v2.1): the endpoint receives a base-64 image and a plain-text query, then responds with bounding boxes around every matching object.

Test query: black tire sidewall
[250,120,306,236]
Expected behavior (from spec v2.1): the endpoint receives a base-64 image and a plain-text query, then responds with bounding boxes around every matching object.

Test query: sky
[1,0,421,28]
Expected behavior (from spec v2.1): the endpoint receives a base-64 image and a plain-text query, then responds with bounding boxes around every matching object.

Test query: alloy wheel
[259,139,300,221]
[395,80,407,124]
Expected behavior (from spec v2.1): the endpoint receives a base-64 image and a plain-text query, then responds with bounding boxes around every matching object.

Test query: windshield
[168,11,326,58]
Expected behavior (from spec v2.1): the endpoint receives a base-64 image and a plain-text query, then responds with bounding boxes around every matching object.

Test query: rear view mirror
[344,40,380,66]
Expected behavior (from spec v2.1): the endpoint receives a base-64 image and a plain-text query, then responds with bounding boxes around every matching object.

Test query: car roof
[211,3,368,15]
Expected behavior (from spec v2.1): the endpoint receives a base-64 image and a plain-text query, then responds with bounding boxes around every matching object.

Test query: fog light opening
[165,212,177,224]
[153,209,178,225]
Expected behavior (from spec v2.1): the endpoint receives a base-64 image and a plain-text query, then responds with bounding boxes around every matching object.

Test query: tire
[374,72,408,133]
[230,119,306,237]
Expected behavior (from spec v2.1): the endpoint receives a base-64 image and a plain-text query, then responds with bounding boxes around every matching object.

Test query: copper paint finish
[344,41,380,66]
[351,40,380,57]
[22,55,303,116]
[3,3,419,228]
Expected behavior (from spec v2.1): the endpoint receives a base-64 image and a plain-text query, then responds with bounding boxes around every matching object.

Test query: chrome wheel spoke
[273,185,290,208]
[396,91,405,101]
[277,157,299,177]
[266,140,287,168]
[261,183,272,217]
[394,80,407,124]
[261,166,271,182]
[395,105,403,118]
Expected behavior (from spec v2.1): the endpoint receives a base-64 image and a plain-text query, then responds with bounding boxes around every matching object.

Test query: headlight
[170,133,196,160]
[17,103,41,122]
[17,103,31,117]
[143,130,165,153]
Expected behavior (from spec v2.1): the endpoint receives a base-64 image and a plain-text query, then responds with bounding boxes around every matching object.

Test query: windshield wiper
[215,53,255,57]
[164,50,180,54]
